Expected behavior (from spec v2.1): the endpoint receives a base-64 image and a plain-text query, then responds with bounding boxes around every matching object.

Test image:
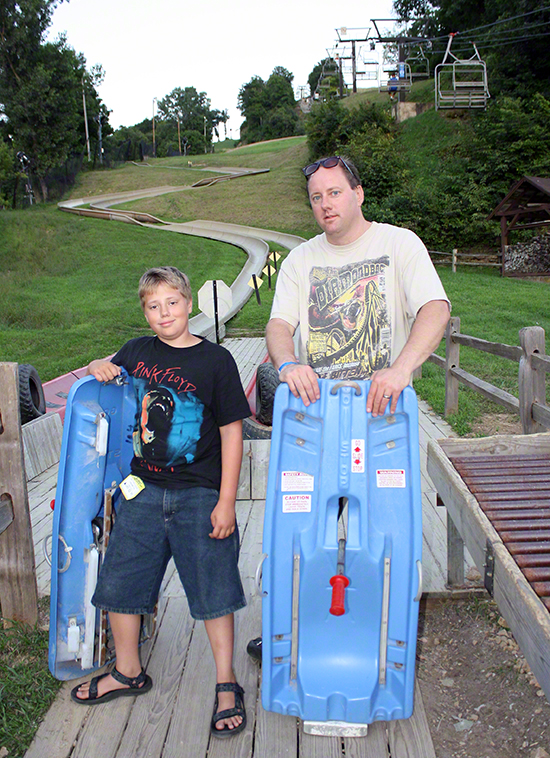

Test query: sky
[47,0,397,138]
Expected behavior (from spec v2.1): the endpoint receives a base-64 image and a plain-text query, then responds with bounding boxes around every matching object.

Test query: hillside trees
[238,66,300,144]
[0,0,108,201]
[156,86,227,155]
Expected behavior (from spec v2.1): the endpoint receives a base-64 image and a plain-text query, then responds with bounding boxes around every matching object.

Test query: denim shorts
[92,482,246,620]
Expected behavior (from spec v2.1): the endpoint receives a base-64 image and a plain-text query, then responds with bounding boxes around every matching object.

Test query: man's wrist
[278,361,300,374]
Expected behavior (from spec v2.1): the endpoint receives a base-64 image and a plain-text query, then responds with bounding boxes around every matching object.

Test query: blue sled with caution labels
[48,373,154,681]
[260,379,422,726]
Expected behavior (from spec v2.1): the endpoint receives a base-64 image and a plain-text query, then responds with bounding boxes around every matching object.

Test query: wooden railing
[428,320,550,434]
[430,249,501,271]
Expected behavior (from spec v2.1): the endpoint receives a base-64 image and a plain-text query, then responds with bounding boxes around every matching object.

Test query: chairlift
[435,33,490,110]
[405,45,430,80]
[360,55,380,82]
[379,63,412,95]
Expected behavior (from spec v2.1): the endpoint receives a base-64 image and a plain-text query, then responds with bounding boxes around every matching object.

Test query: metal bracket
[484,539,495,596]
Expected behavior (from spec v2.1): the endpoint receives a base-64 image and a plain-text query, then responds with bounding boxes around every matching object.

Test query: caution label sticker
[281,471,314,492]
[282,494,312,513]
[351,439,365,473]
[376,469,406,488]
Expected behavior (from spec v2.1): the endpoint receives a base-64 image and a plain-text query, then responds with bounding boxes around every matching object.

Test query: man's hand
[366,365,411,417]
[87,360,121,383]
[209,500,236,540]
[279,363,320,406]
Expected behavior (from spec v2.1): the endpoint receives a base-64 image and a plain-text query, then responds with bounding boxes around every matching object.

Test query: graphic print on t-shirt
[307,256,391,380]
[132,374,204,469]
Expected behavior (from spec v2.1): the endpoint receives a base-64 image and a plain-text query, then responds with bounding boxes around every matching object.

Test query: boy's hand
[87,360,121,383]
[209,500,236,540]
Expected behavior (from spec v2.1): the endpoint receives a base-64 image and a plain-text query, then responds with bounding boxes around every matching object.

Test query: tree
[0,1,108,200]
[237,67,299,144]
[156,86,227,154]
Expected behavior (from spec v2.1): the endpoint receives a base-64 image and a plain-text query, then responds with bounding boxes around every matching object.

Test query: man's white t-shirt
[270,222,449,381]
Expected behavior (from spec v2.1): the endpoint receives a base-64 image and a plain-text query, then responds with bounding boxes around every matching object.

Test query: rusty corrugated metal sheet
[450,453,550,611]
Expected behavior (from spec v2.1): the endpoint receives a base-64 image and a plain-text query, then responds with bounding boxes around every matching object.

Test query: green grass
[0,205,246,380]
[413,264,550,434]
[0,604,62,758]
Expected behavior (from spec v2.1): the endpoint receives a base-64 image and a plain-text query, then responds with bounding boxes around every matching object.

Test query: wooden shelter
[488,176,550,276]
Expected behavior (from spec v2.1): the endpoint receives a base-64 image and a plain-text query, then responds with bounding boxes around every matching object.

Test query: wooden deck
[23,338,476,758]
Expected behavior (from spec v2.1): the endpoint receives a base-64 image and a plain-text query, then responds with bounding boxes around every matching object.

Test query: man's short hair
[138,266,192,308]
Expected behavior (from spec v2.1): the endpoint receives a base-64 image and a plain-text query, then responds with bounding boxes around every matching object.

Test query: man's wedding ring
[383,393,391,399]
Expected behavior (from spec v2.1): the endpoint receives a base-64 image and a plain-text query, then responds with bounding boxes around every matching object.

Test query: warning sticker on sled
[281,471,314,492]
[376,469,406,488]
[282,494,312,513]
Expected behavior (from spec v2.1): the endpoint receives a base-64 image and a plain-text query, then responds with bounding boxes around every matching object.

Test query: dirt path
[417,595,550,758]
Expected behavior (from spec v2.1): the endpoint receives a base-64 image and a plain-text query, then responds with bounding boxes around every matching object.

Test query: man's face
[307,165,365,245]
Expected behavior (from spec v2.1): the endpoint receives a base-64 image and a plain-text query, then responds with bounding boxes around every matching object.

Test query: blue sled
[261,379,422,724]
[48,373,137,680]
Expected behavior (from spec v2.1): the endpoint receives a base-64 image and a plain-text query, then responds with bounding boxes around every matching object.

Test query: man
[247,155,449,661]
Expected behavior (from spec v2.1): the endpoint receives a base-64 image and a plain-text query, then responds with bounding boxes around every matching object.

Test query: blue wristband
[278,361,299,374]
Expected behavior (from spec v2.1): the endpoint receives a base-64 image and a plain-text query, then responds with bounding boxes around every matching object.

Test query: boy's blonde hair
[138,267,192,308]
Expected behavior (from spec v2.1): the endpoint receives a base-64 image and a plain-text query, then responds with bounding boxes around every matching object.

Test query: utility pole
[152,97,157,158]
[82,76,91,162]
[95,112,105,165]
[177,114,182,155]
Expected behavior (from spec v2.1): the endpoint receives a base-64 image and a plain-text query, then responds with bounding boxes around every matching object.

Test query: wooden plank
[447,511,465,586]
[450,367,520,415]
[237,441,251,500]
[22,412,63,481]
[345,721,390,757]
[300,727,342,757]
[251,440,270,500]
[0,362,38,624]
[427,438,550,701]
[438,431,550,459]
[387,683,436,758]
[255,698,298,758]
[452,333,522,362]
[115,596,195,758]
[24,682,89,758]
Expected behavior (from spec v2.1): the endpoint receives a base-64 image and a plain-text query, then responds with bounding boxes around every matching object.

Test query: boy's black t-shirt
[112,336,251,490]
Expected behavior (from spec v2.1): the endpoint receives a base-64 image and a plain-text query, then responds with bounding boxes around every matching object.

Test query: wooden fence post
[519,327,547,434]
[0,363,38,625]
[444,316,461,416]
[452,248,457,273]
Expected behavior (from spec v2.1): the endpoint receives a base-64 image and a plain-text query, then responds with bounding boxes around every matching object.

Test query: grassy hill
[0,130,548,434]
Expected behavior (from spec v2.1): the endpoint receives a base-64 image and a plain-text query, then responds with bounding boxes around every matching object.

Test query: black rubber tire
[242,416,272,440]
[255,363,280,427]
[18,363,46,424]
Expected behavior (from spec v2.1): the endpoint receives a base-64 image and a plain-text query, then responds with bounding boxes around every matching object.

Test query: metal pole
[177,114,182,155]
[212,280,220,344]
[352,40,357,94]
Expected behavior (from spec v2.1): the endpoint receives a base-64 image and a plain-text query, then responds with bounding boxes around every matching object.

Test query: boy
[71,267,251,739]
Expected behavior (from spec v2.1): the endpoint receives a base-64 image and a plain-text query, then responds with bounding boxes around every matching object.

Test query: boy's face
[143,284,193,347]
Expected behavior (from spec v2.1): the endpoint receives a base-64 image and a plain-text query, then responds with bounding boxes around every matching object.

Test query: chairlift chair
[435,33,490,110]
[379,64,412,95]
[405,45,430,79]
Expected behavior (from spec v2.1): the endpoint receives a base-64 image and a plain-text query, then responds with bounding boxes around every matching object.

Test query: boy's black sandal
[210,682,246,738]
[70,666,153,705]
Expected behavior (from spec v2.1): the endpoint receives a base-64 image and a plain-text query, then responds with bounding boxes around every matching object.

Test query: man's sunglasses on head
[302,155,355,179]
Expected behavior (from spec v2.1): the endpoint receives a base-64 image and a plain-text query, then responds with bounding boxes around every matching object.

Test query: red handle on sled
[329,574,350,616]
